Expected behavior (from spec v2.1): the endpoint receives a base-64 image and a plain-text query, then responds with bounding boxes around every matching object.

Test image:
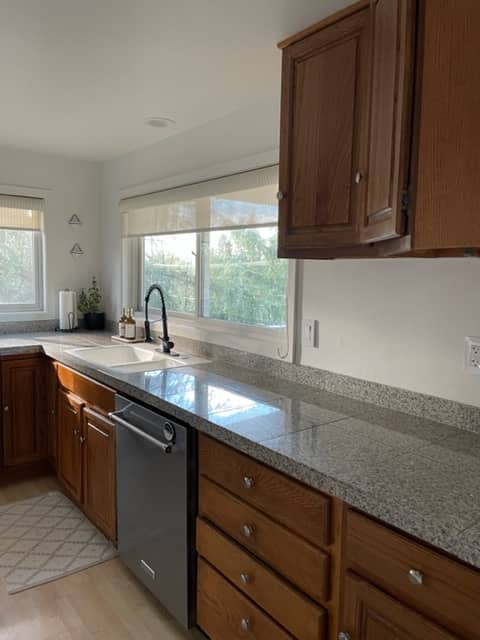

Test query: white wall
[100,100,480,408]
[0,146,100,321]
[301,259,480,406]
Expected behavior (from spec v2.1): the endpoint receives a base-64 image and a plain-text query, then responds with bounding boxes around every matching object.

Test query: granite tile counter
[0,331,479,570]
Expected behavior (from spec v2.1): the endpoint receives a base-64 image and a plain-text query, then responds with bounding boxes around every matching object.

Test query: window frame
[0,229,45,314]
[137,224,290,330]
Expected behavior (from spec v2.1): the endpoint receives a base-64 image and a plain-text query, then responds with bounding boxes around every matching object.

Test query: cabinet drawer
[199,476,329,603]
[346,510,480,640]
[197,558,293,640]
[56,363,115,414]
[199,434,331,547]
[197,518,326,640]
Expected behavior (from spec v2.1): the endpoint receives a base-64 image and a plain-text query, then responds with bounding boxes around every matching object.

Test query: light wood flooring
[0,474,205,640]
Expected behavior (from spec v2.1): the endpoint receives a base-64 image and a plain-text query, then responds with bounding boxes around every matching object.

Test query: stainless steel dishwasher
[110,395,196,629]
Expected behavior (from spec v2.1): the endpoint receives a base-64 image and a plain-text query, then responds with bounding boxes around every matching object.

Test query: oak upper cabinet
[278,0,480,258]
[1,355,47,467]
[278,7,371,253]
[82,407,117,541]
[341,573,459,640]
[57,388,84,503]
[278,0,415,258]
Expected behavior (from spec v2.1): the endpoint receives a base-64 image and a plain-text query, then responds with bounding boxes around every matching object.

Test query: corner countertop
[1,331,479,570]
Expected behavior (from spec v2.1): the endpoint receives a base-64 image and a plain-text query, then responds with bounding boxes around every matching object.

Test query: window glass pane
[0,229,36,305]
[143,234,196,314]
[202,227,288,327]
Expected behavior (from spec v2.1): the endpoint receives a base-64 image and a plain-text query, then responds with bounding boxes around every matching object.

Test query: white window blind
[0,195,44,231]
[120,165,278,238]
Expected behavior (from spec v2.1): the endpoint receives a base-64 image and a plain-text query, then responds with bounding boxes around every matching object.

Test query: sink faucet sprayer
[144,284,174,353]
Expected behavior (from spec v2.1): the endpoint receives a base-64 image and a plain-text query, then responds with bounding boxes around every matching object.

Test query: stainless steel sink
[65,344,208,372]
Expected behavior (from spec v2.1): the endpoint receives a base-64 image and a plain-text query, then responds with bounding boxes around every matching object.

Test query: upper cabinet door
[278,9,370,256]
[278,0,416,258]
[361,0,416,244]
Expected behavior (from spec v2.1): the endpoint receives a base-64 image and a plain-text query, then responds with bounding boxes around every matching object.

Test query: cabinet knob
[242,524,255,538]
[79,435,86,445]
[276,191,286,201]
[243,476,255,489]
[354,171,364,184]
[408,568,424,585]
[338,633,351,640]
[240,617,251,631]
[3,405,8,412]
[73,428,79,435]
[240,572,251,585]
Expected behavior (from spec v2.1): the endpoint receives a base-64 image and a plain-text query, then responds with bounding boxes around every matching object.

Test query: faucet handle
[164,339,175,352]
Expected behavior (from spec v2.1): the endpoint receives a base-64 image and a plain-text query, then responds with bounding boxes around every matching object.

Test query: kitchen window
[0,195,44,313]
[121,166,293,353]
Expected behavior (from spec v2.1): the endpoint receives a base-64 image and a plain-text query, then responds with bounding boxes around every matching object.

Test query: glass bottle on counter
[118,307,127,338]
[125,308,136,340]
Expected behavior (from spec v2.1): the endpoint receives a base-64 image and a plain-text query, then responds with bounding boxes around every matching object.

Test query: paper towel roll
[59,290,78,331]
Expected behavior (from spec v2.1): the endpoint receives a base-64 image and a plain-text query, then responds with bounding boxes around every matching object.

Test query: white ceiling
[0,0,350,161]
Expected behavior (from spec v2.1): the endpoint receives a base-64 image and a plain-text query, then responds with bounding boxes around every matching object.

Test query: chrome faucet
[144,284,174,353]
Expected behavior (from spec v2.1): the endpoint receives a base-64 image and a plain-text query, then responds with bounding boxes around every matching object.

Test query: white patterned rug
[0,491,117,594]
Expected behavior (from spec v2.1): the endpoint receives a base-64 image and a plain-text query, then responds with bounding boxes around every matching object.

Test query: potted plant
[78,277,105,330]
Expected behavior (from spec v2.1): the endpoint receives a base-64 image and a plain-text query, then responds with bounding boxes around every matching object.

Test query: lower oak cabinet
[57,388,84,502]
[56,364,117,542]
[341,573,459,640]
[197,434,480,640]
[82,407,116,542]
[1,354,47,467]
[340,510,480,640]
[197,434,333,640]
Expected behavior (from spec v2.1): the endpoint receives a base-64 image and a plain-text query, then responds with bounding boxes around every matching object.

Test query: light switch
[303,319,318,348]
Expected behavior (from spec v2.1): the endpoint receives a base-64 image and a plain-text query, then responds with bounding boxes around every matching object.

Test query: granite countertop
[1,331,479,570]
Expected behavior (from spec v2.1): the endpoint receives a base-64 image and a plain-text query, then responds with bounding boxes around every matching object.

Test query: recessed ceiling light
[145,116,176,128]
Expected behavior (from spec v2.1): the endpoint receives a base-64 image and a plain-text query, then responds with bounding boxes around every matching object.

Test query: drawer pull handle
[338,633,351,640]
[243,476,255,489]
[242,524,255,538]
[240,617,251,631]
[240,573,251,585]
[3,405,8,412]
[408,569,424,585]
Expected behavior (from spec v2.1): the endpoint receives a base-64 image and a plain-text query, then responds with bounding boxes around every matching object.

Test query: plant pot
[83,312,105,331]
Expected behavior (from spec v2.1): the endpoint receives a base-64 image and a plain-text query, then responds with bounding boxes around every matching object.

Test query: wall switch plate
[303,319,319,348]
[465,337,480,374]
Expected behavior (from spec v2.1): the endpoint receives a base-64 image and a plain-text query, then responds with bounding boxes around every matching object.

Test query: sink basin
[66,344,207,372]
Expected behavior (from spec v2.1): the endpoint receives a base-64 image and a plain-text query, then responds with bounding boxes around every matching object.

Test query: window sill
[135,312,292,361]
[0,310,50,322]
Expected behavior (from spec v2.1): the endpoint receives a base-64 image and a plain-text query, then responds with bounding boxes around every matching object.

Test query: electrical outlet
[465,337,480,374]
[303,319,318,348]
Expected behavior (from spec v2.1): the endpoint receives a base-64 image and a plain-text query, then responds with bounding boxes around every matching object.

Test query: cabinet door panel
[362,0,416,242]
[82,407,117,541]
[46,359,58,467]
[342,573,460,640]
[57,389,83,503]
[1,356,47,466]
[279,9,370,253]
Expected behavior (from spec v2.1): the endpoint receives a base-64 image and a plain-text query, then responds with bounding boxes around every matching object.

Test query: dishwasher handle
[109,408,173,454]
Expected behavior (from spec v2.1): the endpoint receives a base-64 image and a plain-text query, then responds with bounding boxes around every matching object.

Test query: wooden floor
[0,474,205,640]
